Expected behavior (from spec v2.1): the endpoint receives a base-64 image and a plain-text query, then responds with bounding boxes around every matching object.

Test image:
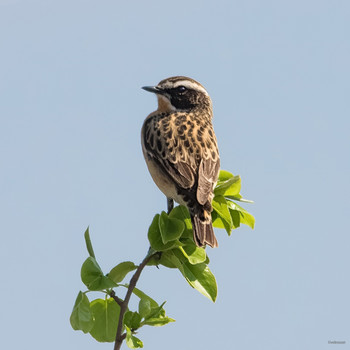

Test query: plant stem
[110,290,123,307]
[113,249,156,350]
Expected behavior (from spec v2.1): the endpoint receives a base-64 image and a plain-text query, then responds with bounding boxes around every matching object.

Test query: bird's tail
[190,210,218,248]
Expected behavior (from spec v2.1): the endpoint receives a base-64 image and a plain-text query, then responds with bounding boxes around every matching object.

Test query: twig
[113,249,156,350]
[109,290,123,307]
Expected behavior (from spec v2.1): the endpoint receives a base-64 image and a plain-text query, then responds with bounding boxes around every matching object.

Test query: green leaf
[81,257,117,291]
[141,301,175,327]
[227,201,255,229]
[70,291,94,333]
[131,287,159,308]
[178,244,206,265]
[108,261,137,283]
[146,301,166,320]
[180,262,217,302]
[125,326,143,349]
[84,227,95,258]
[159,211,185,244]
[211,210,227,229]
[212,195,232,225]
[214,174,241,197]
[89,298,120,342]
[212,207,239,234]
[158,250,179,269]
[216,170,254,202]
[218,169,234,181]
[229,208,241,229]
[169,205,193,239]
[212,195,233,235]
[167,250,217,302]
[212,211,231,236]
[225,195,254,203]
[146,254,161,266]
[148,214,181,251]
[124,311,142,330]
[138,298,151,319]
[142,316,175,327]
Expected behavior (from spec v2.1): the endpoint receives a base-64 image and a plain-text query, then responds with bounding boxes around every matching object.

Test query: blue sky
[1,0,349,349]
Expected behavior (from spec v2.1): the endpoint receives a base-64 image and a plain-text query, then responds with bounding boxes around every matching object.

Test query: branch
[113,249,156,350]
[109,290,123,307]
[112,196,172,348]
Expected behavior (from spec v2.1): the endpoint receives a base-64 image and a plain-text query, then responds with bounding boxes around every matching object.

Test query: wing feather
[197,158,220,205]
[143,112,220,203]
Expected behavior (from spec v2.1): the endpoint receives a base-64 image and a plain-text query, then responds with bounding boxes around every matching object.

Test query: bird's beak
[142,86,163,95]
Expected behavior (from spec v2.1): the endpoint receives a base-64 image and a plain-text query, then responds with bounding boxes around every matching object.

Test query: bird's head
[142,76,212,114]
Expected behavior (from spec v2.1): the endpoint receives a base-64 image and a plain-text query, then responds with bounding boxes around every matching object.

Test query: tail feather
[191,211,218,248]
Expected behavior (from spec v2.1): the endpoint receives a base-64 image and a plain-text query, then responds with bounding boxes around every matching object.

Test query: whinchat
[141,76,220,248]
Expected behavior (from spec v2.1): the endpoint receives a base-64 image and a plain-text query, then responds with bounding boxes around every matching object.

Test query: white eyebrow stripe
[161,80,209,95]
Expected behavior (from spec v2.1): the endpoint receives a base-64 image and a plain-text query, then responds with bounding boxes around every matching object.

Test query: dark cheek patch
[170,90,197,110]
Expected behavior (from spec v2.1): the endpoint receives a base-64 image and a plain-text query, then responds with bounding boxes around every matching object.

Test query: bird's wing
[157,154,195,189]
[142,115,196,189]
[197,157,220,205]
[143,113,220,202]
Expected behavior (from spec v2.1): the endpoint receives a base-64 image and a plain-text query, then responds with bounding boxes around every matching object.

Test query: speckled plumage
[141,76,220,248]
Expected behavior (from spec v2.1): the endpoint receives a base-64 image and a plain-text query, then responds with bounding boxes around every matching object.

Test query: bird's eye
[177,86,187,93]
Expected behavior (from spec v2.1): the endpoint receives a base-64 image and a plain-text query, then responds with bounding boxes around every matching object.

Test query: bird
[141,76,220,248]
